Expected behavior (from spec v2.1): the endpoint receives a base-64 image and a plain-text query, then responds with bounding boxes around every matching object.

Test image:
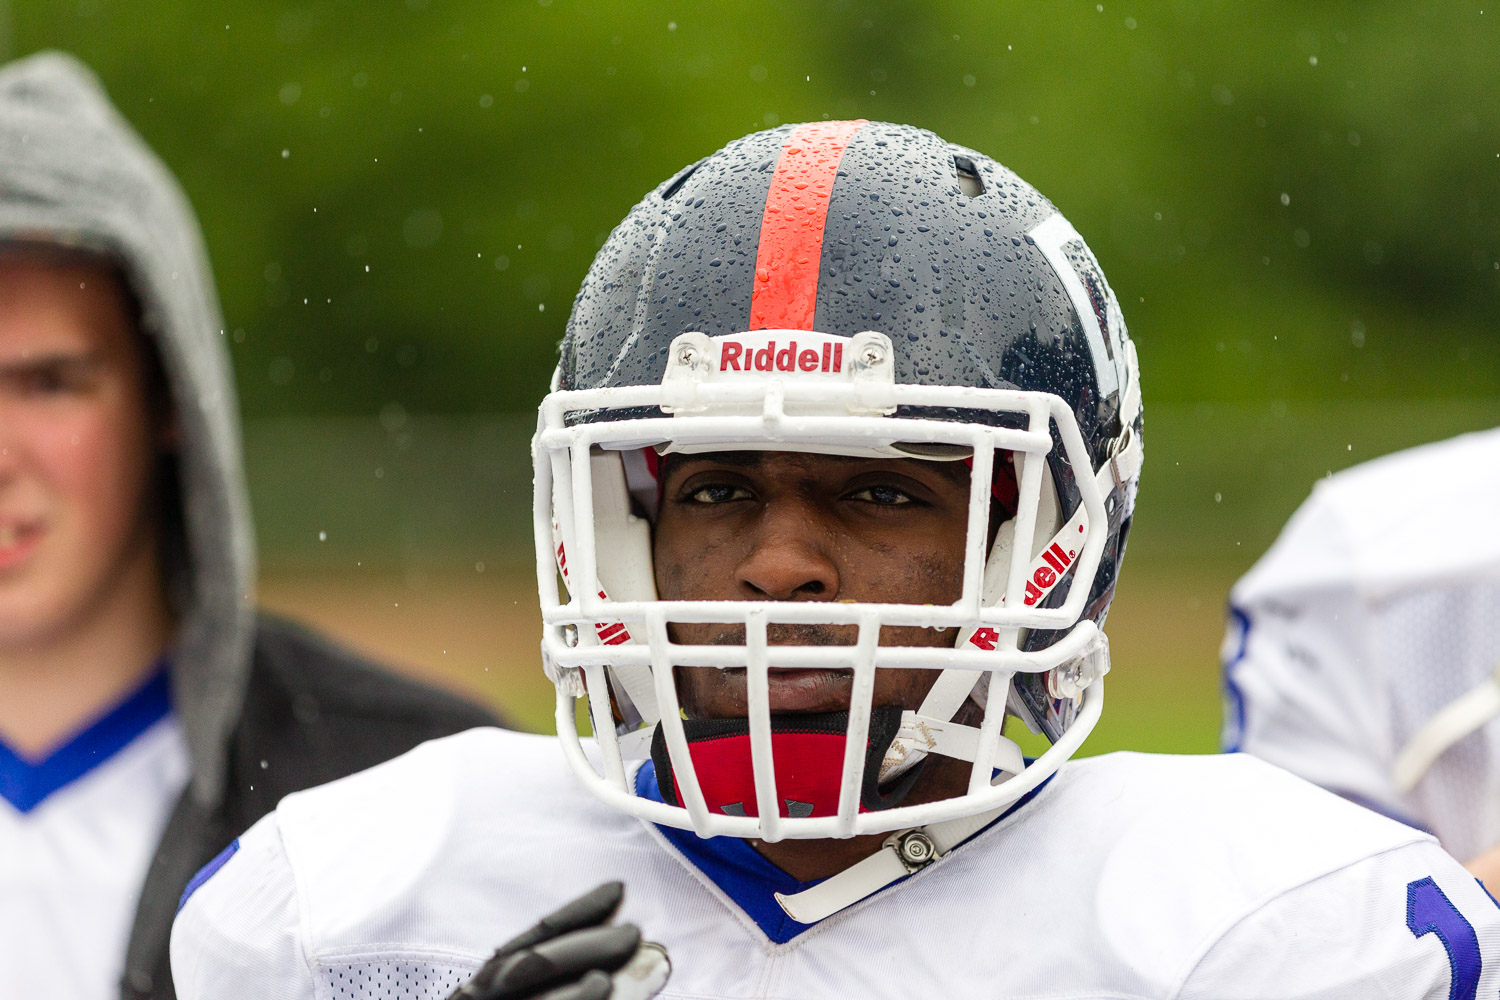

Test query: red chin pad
[650,706,922,819]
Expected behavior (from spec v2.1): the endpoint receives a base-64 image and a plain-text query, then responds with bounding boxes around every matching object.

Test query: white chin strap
[775,800,1020,925]
[1392,659,1500,793]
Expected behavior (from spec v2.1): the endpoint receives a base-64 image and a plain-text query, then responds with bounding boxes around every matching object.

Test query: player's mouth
[675,623,861,716]
[0,519,44,572]
[677,666,855,715]
[751,666,854,714]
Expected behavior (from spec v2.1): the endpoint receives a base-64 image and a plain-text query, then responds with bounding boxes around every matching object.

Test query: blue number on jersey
[1406,876,1481,1000]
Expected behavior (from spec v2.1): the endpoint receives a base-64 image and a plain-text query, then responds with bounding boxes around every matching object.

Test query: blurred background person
[0,52,501,1000]
[1222,428,1500,885]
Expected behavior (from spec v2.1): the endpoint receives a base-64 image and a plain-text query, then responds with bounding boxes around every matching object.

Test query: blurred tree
[12,0,1499,416]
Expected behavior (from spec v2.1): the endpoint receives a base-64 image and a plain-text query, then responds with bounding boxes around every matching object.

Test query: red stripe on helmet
[749,120,868,331]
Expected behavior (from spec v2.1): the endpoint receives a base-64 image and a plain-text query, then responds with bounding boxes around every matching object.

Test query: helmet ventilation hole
[953,155,984,198]
[661,162,700,200]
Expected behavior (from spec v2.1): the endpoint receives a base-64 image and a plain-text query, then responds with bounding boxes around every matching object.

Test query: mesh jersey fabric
[317,961,470,1000]
[1226,427,1500,860]
[171,727,1498,999]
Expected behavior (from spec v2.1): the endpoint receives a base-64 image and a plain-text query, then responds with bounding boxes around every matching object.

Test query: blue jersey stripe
[179,838,241,913]
[1220,605,1251,753]
[0,661,172,814]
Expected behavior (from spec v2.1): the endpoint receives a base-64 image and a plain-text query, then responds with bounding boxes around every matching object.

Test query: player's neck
[749,755,974,881]
[0,536,174,758]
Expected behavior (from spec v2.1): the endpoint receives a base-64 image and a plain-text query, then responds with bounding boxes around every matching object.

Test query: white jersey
[1224,427,1500,861]
[174,727,1500,1000]
[1,669,189,1000]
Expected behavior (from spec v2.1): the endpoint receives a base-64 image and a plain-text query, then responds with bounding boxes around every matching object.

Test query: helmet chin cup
[650,708,926,820]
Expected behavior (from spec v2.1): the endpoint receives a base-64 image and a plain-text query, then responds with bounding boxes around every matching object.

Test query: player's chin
[677,665,856,717]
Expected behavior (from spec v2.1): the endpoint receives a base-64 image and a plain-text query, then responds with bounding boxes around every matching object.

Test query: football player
[1223,429,1500,888]
[172,121,1500,999]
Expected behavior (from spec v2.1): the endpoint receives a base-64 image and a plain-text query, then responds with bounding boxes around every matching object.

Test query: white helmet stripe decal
[1029,213,1126,401]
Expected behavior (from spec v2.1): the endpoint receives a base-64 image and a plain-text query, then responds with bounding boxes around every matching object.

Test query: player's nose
[735,498,839,600]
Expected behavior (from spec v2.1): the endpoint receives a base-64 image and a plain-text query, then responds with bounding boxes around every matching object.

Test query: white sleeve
[1222,494,1409,824]
[1178,840,1500,1000]
[170,811,315,1000]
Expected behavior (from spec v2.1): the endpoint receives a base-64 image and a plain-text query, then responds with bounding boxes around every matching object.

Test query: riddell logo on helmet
[965,541,1079,649]
[717,337,844,374]
[1023,543,1076,606]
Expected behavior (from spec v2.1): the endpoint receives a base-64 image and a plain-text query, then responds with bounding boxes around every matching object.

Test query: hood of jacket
[0,51,255,805]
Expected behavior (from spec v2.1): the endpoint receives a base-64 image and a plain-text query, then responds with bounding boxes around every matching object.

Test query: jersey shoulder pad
[174,730,637,995]
[272,729,593,957]
[1059,751,1432,906]
[1179,837,1500,999]
[958,753,1442,992]
[171,810,313,999]
[1236,427,1500,602]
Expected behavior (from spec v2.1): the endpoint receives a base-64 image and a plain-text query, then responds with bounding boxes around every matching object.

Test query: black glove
[448,882,670,1000]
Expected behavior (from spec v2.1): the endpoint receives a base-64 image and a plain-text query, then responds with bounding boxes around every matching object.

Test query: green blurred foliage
[13,0,1500,417]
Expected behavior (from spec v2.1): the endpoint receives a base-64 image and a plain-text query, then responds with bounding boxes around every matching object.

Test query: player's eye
[25,370,67,394]
[687,484,753,504]
[847,485,915,506]
[4,364,82,397]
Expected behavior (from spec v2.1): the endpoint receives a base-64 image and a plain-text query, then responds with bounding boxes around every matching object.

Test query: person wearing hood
[0,52,506,1000]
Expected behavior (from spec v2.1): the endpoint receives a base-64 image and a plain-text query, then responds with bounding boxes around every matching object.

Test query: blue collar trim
[637,758,1052,943]
[0,661,172,814]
